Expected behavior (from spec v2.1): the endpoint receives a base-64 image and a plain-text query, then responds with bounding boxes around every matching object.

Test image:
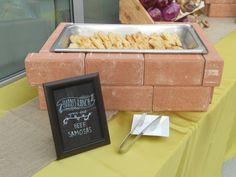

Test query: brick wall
[205,0,236,17]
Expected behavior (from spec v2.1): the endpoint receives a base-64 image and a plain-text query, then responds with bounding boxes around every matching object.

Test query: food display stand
[25,22,223,112]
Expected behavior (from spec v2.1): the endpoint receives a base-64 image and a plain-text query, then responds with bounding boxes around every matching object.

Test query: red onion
[162,2,180,21]
[139,0,157,9]
[156,0,169,9]
[148,7,162,21]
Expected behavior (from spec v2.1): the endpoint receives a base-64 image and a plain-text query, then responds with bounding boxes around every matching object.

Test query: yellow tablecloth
[31,30,236,177]
[0,78,37,116]
[0,31,235,177]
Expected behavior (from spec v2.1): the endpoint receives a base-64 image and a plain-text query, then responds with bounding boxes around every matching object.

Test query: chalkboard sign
[43,73,110,159]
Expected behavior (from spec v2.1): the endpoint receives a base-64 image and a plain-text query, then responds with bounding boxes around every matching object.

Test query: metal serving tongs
[118,113,162,154]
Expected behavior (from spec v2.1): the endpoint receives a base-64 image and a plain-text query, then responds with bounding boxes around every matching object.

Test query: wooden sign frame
[43,73,110,159]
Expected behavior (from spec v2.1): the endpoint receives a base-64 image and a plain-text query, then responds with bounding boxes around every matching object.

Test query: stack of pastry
[68,31,182,50]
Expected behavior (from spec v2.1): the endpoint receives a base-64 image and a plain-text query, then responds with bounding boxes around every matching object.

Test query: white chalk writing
[56,94,95,114]
[68,127,92,138]
[63,112,92,125]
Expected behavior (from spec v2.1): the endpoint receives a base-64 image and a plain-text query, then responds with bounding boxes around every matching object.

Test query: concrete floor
[203,17,236,177]
[203,17,236,43]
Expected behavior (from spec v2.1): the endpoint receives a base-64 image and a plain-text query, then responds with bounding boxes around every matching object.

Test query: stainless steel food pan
[51,23,208,54]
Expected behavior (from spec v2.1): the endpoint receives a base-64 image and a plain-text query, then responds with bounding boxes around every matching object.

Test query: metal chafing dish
[51,23,208,54]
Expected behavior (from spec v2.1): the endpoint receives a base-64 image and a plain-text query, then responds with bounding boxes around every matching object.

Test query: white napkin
[131,114,169,137]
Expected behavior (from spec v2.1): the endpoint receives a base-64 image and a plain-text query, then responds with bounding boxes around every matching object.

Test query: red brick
[207,4,236,17]
[153,86,212,111]
[209,87,214,104]
[39,85,154,111]
[25,52,85,86]
[38,85,47,110]
[144,53,205,86]
[102,86,153,111]
[205,0,236,3]
[40,23,70,53]
[86,53,144,86]
[192,23,224,86]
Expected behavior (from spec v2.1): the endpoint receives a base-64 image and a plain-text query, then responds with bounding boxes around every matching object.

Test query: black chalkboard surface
[43,73,110,159]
